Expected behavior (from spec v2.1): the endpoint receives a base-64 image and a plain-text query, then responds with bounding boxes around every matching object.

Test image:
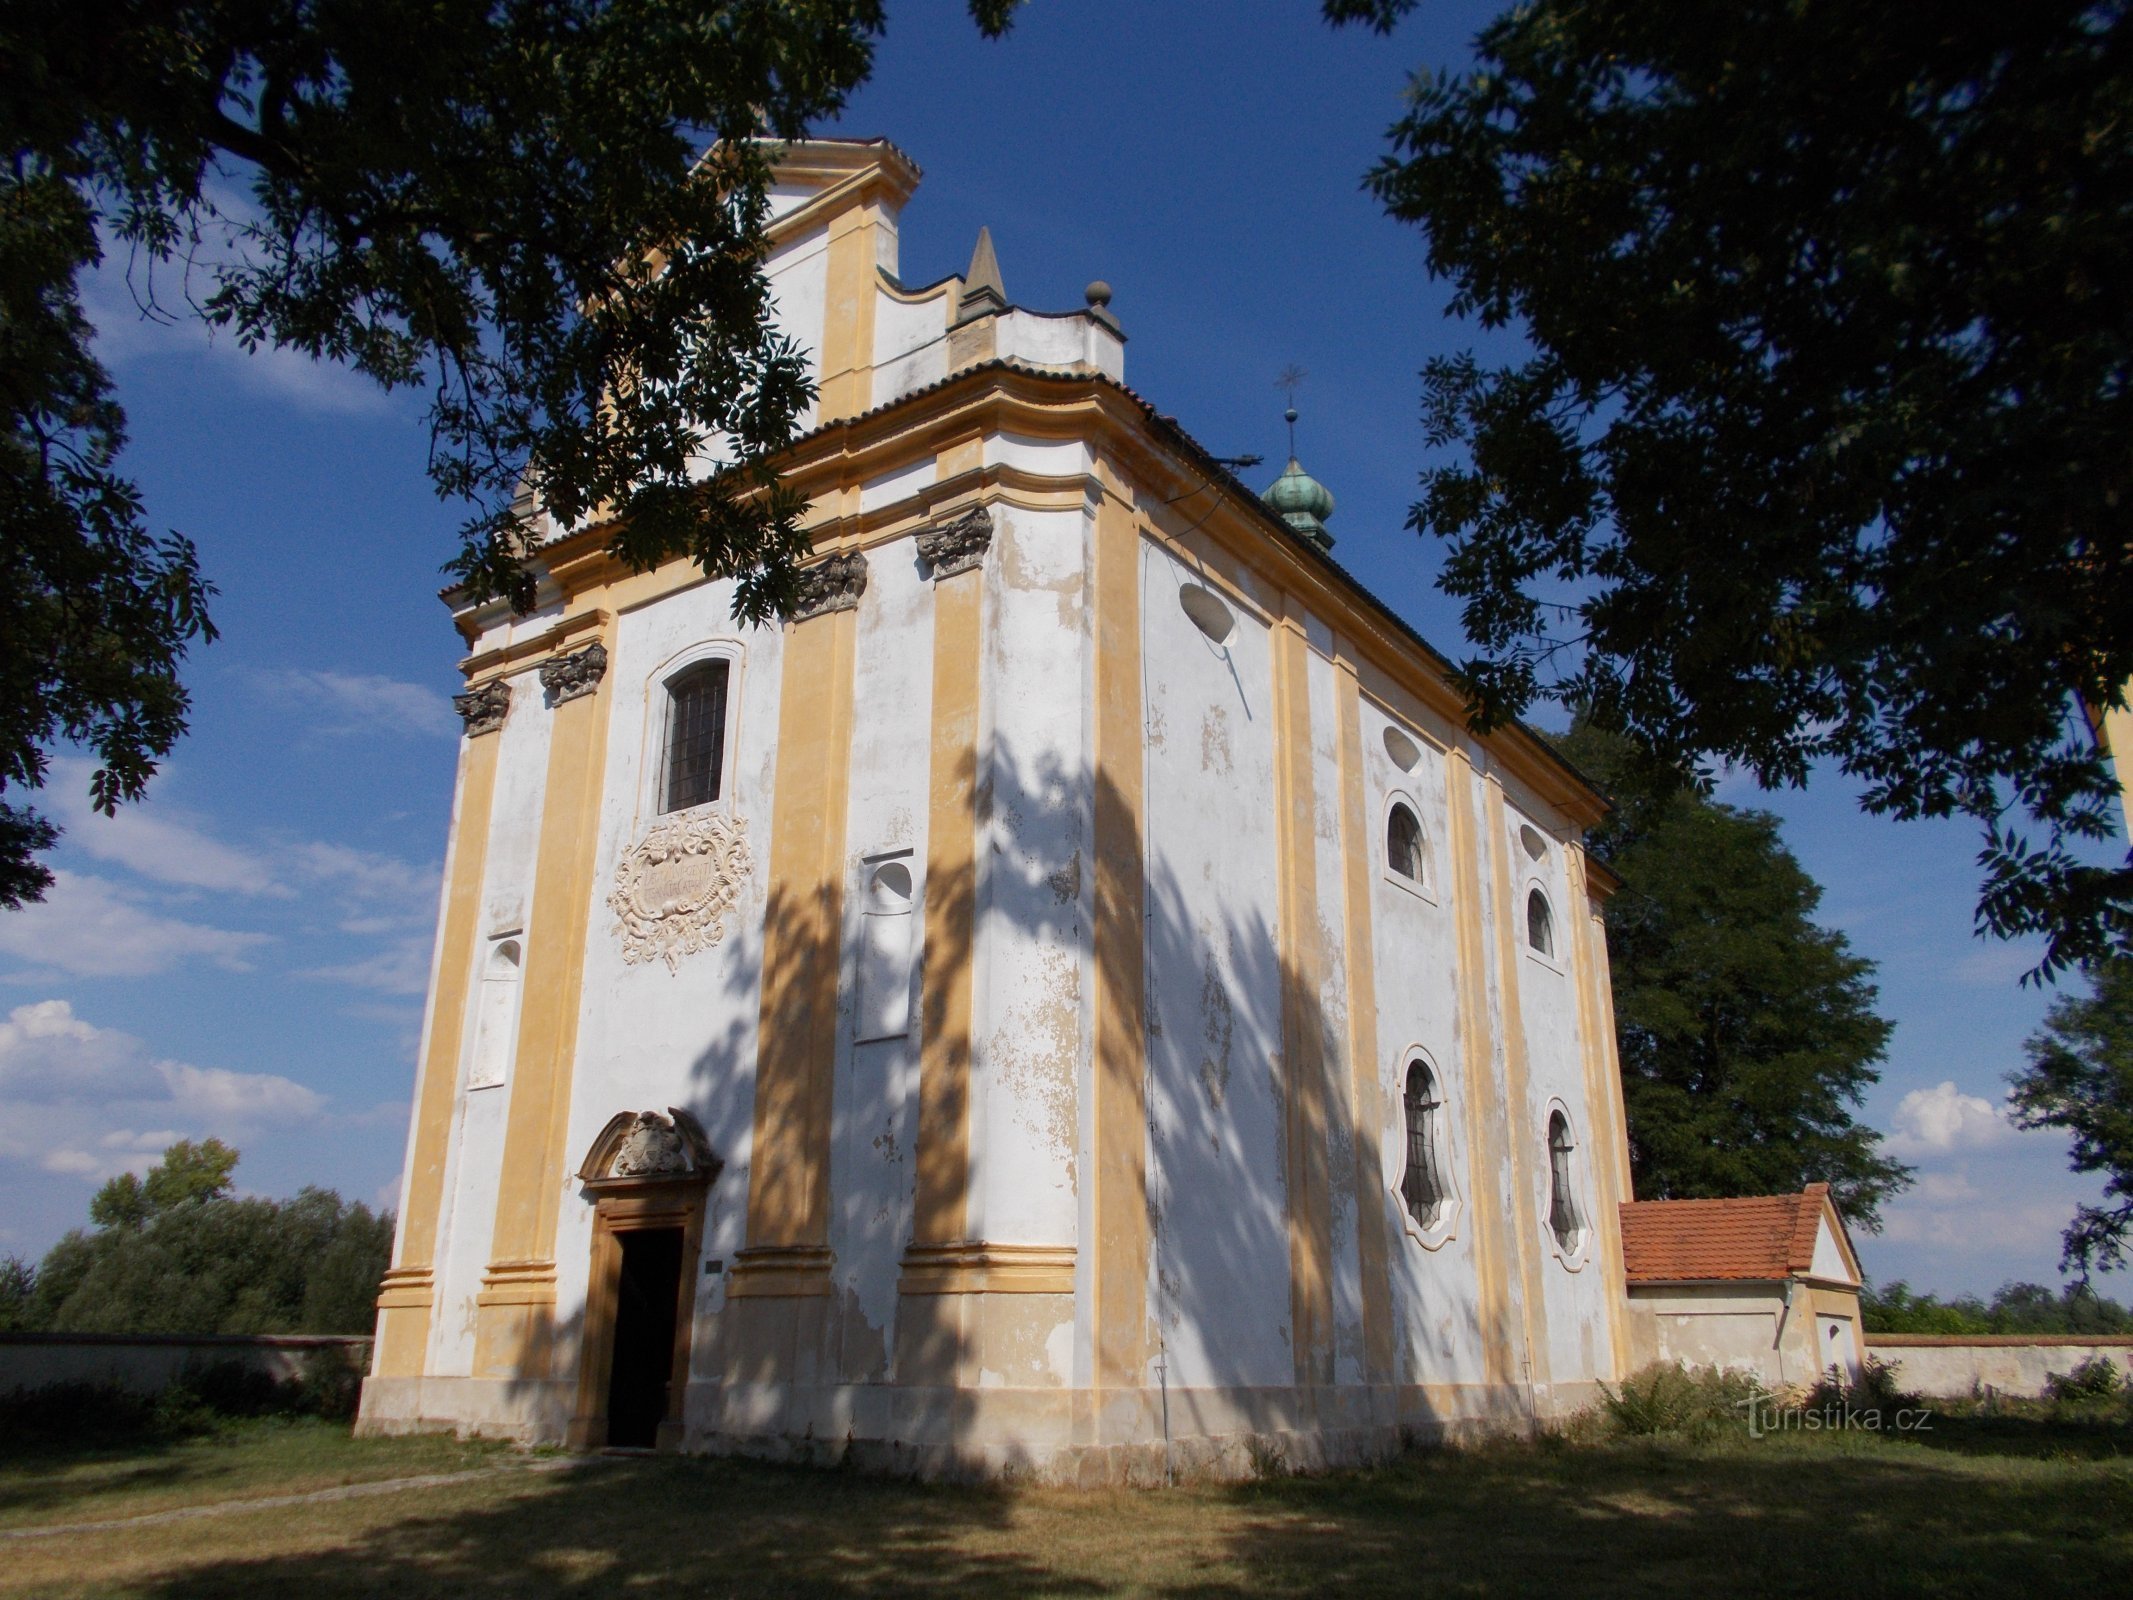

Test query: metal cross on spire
[1274,364,1307,454]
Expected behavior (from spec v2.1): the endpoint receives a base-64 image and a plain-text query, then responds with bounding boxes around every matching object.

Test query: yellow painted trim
[1092,489,1149,1390]
[374,727,502,1376]
[474,639,617,1378]
[740,599,859,1261]
[907,560,984,1251]
[2103,701,2133,836]
[494,363,1603,830]
[1483,774,1551,1389]
[1272,607,1336,1389]
[899,1244,1078,1295]
[816,204,885,422]
[1564,846,1635,1377]
[1445,750,1515,1389]
[1332,646,1396,1383]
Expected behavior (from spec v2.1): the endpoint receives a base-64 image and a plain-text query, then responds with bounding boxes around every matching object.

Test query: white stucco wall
[765,225,831,434]
[1139,536,1292,1392]
[826,536,936,1377]
[557,576,787,1376]
[1361,703,1490,1388]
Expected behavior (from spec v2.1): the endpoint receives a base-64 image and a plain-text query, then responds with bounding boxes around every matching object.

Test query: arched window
[1400,1061,1447,1231]
[1547,1111,1583,1252]
[1526,887,1554,956]
[1387,803,1424,883]
[663,661,730,813]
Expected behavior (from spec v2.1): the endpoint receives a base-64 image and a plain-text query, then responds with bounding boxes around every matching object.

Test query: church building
[357,138,1642,1480]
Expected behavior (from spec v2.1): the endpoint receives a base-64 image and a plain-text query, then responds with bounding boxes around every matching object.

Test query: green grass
[2,1413,2130,1598]
[0,1417,509,1532]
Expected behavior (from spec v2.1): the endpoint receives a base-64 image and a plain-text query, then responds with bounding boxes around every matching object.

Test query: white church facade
[357,138,1642,1480]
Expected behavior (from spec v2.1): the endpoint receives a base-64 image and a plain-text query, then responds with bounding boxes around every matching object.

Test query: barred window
[1400,1061,1447,1231]
[1387,803,1425,883]
[1547,1111,1583,1252]
[1526,887,1554,956]
[663,662,729,813]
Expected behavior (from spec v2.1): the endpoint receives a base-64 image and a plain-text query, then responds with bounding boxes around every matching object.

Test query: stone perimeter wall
[0,1332,373,1396]
[1866,1334,2133,1398]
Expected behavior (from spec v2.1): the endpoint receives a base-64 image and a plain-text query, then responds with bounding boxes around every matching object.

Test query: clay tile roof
[1618,1184,1839,1283]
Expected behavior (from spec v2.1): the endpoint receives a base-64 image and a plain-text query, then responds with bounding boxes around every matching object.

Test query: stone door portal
[567,1108,722,1451]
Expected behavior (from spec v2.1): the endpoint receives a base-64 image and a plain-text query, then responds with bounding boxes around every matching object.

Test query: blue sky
[0,0,2111,1302]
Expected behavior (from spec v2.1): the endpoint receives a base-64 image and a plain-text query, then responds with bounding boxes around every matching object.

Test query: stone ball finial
[1085,280,1113,309]
[1285,407,1298,424]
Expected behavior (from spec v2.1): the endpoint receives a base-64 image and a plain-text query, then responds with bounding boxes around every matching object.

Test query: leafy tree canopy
[1554,721,1910,1227]
[1864,1277,2133,1335]
[88,1136,237,1227]
[2011,956,2133,1275]
[1346,0,2133,980]
[2,0,1018,905]
[18,1140,392,1334]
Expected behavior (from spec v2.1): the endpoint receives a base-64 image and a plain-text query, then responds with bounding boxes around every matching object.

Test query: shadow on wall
[492,687,1492,1459]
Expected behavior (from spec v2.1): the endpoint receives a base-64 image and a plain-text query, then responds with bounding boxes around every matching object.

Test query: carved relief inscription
[608,811,752,971]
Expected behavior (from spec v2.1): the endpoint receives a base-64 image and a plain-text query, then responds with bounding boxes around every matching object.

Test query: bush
[0,1348,367,1448]
[2045,1356,2126,1405]
[1807,1354,1917,1416]
[1598,1362,1761,1438]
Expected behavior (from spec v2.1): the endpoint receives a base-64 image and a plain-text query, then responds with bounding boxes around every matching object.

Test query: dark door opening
[605,1226,684,1448]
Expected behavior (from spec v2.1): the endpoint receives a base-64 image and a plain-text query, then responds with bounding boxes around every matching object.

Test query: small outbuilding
[1619,1184,1866,1391]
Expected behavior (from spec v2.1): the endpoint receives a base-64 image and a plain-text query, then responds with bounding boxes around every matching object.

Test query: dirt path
[0,1455,596,1541]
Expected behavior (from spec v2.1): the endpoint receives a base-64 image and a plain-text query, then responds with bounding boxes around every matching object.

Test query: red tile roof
[1618,1184,1847,1283]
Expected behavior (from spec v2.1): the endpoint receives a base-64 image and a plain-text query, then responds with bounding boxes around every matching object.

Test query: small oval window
[1178,583,1234,645]
[1387,803,1425,882]
[1519,823,1548,862]
[1382,727,1421,772]
[1526,887,1554,956]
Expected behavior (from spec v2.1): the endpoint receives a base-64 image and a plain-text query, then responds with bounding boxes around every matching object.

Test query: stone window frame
[1389,1046,1462,1251]
[1541,1098,1593,1270]
[635,639,747,830]
[1522,880,1563,972]
[1381,790,1438,906]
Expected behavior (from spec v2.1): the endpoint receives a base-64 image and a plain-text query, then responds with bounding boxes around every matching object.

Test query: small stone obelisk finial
[956,226,1007,324]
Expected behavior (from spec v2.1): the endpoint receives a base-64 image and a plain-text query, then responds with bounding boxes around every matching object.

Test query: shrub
[1598,1362,1761,1438]
[1808,1354,1917,1416]
[2045,1356,2125,1405]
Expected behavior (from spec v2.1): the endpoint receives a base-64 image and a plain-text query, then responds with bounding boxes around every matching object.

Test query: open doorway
[605,1227,684,1448]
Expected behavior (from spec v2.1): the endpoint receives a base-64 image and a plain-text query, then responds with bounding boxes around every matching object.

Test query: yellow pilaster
[1331,653,1395,1383]
[373,718,502,1377]
[906,553,984,1253]
[473,634,616,1378]
[1272,606,1336,1389]
[1483,773,1552,1393]
[730,587,860,1296]
[1092,487,1149,1390]
[1565,846,1635,1376]
[1445,750,1517,1389]
[816,204,885,423]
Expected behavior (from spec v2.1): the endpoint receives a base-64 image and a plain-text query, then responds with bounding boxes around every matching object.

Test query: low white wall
[1867,1335,2133,1398]
[0,1333,372,1396]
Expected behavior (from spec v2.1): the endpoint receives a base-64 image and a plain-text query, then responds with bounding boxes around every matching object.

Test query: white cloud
[292,841,440,909]
[1887,1079,2015,1157]
[0,1000,324,1186]
[0,871,269,978]
[42,759,284,897]
[242,668,458,740]
[299,936,433,997]
[83,245,393,418]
